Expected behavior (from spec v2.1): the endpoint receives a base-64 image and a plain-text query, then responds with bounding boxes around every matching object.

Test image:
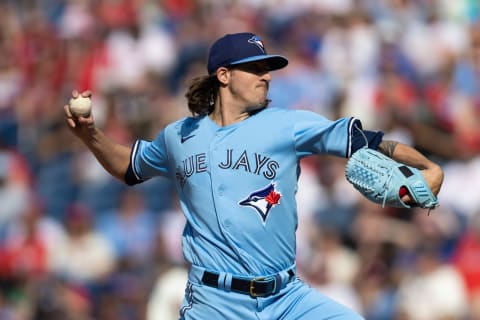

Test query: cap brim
[230,55,288,71]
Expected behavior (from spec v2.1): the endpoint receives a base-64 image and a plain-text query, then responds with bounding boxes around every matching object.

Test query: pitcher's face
[227,61,272,111]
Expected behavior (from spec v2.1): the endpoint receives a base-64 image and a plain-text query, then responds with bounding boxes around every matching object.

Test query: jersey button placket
[210,130,228,231]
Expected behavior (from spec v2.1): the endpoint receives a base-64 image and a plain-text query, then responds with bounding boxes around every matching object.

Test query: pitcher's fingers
[64,104,73,118]
[77,116,91,125]
[67,118,77,128]
[64,105,76,128]
[81,90,92,98]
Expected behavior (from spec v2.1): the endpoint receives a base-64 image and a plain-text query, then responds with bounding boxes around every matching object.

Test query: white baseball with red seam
[69,95,92,117]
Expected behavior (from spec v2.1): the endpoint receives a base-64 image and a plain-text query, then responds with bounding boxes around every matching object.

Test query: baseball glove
[345,147,439,210]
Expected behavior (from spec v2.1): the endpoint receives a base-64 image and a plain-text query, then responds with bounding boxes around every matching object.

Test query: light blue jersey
[130,108,357,275]
[127,107,367,319]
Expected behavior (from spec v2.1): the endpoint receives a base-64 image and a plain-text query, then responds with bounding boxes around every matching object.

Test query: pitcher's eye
[235,62,270,74]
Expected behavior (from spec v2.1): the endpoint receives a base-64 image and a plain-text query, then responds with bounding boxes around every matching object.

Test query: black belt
[201,269,295,298]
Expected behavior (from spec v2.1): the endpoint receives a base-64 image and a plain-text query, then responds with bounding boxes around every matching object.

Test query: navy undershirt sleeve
[124,140,149,186]
[350,119,384,154]
[124,161,142,186]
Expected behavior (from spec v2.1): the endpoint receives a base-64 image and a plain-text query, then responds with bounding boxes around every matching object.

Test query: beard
[260,98,271,108]
[248,99,271,116]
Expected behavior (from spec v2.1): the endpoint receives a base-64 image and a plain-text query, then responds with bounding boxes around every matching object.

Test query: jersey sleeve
[124,130,170,185]
[293,110,379,158]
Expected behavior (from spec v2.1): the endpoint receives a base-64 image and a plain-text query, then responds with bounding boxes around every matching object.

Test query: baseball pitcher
[64,32,444,319]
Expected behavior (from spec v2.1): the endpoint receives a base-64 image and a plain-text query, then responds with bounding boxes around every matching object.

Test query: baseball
[69,95,92,117]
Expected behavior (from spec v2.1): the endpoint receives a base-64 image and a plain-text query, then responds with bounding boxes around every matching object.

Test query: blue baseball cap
[207,33,288,74]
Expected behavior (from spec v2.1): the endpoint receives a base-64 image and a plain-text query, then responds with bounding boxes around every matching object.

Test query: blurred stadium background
[1,0,480,319]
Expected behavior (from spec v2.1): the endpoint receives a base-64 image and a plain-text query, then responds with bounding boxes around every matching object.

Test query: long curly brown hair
[184,74,219,116]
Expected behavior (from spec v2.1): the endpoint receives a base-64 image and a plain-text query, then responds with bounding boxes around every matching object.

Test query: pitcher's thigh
[273,281,365,320]
[179,281,258,320]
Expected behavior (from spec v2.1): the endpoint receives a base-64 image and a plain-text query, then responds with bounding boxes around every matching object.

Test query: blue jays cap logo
[239,182,281,224]
[247,35,265,53]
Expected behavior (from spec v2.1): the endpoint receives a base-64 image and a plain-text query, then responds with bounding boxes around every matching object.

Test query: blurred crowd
[1,0,480,319]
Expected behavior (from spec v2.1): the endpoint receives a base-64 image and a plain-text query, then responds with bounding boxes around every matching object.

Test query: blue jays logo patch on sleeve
[239,182,281,224]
